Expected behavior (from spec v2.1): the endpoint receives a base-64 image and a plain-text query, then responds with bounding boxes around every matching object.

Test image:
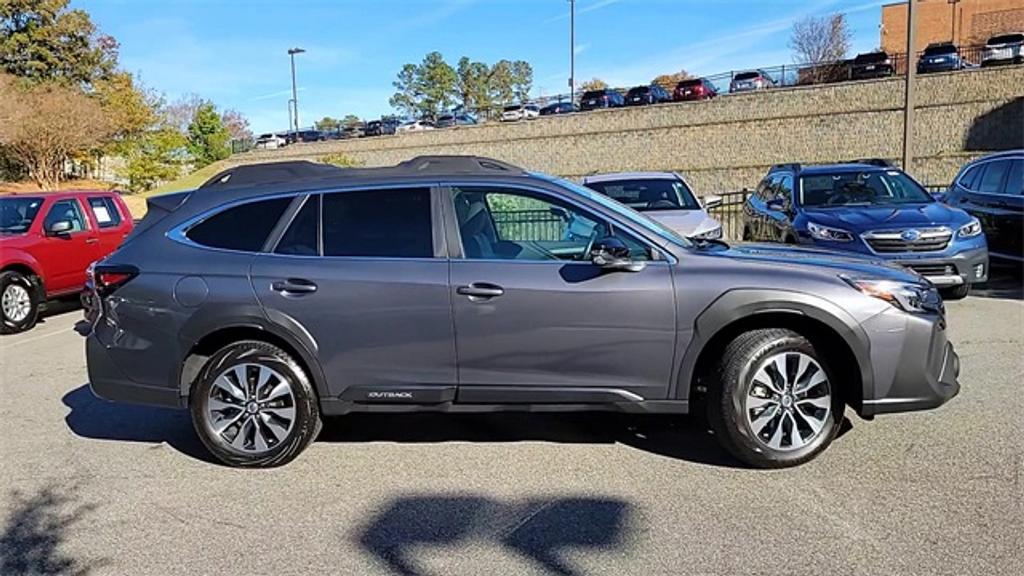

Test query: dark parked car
[84,156,960,469]
[981,33,1024,66]
[729,70,775,93]
[285,129,325,144]
[917,42,971,74]
[579,89,625,111]
[673,78,717,101]
[539,101,576,115]
[850,51,895,80]
[741,160,988,299]
[944,150,1023,264]
[436,113,477,128]
[364,118,401,137]
[625,84,672,106]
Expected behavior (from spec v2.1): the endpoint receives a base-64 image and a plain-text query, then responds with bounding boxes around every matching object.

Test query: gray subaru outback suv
[83,157,959,468]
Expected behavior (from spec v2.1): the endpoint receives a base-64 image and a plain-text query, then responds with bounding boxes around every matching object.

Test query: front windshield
[585,178,701,212]
[0,197,44,234]
[532,173,693,248]
[799,170,933,207]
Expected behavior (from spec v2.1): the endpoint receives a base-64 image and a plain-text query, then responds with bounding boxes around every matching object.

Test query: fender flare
[176,304,328,401]
[1,252,46,299]
[672,288,874,403]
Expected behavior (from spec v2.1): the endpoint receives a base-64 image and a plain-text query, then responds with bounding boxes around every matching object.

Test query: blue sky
[75,0,891,134]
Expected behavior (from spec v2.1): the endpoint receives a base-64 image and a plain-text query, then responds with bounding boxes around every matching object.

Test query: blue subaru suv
[741,160,988,298]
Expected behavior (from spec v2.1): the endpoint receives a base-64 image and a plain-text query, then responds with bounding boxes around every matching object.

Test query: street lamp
[288,47,306,137]
[568,0,575,102]
[947,0,960,44]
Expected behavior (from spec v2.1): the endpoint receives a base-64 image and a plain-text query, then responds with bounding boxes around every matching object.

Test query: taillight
[94,264,138,296]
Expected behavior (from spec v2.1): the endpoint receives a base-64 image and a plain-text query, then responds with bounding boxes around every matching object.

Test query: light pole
[903,0,917,173]
[288,47,306,137]
[568,0,575,103]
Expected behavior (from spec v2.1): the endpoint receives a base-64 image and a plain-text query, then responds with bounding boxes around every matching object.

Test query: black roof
[198,156,528,192]
[769,158,899,176]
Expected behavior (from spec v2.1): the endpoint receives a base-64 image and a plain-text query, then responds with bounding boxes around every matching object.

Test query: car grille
[863,227,952,253]
[907,263,955,277]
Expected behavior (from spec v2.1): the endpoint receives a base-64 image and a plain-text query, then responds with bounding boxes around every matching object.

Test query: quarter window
[186,197,291,252]
[322,188,433,258]
[1004,160,1022,196]
[87,197,122,228]
[43,199,88,233]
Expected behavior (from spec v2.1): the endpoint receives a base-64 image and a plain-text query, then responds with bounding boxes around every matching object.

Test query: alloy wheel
[206,363,297,454]
[744,352,832,452]
[2,284,31,323]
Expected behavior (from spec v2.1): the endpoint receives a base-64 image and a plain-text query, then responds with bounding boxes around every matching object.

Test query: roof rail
[849,158,895,168]
[396,155,525,175]
[199,161,345,189]
[769,163,801,173]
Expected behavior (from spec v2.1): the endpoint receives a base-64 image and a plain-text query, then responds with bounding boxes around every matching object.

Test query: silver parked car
[581,172,723,240]
[83,156,960,468]
[981,33,1024,67]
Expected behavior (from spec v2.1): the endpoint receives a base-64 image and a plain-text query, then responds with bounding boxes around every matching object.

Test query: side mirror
[48,220,73,236]
[703,194,723,210]
[590,237,645,272]
[766,198,788,212]
[931,191,946,203]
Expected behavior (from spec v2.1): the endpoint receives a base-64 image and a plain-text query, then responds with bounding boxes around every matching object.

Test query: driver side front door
[445,185,677,401]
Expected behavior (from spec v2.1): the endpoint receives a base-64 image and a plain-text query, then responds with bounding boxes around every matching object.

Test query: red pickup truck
[1,191,133,333]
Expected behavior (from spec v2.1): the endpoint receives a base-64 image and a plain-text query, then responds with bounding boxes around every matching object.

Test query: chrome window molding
[954,155,1024,197]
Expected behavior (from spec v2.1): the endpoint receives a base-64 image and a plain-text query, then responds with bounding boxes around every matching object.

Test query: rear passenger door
[84,195,131,258]
[249,188,458,403]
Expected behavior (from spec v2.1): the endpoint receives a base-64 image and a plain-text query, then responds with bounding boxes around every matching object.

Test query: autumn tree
[0,75,113,189]
[789,13,851,83]
[653,70,692,89]
[187,101,230,168]
[580,78,609,92]
[0,0,118,85]
[220,109,251,141]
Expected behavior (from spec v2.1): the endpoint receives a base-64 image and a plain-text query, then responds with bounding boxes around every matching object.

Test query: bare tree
[0,75,113,189]
[220,109,252,141]
[789,14,852,84]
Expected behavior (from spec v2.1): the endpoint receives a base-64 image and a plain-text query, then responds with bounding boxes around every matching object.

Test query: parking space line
[3,324,77,348]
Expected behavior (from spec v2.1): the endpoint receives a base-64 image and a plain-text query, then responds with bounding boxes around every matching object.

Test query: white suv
[982,33,1024,66]
[254,133,286,149]
[500,104,540,122]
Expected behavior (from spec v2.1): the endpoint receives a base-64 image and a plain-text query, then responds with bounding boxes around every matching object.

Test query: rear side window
[322,188,433,258]
[187,197,291,252]
[275,195,319,256]
[977,161,1010,194]
[87,196,122,228]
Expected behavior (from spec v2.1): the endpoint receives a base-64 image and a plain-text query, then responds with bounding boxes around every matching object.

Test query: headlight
[807,221,854,242]
[842,276,941,314]
[691,225,722,240]
[957,217,982,239]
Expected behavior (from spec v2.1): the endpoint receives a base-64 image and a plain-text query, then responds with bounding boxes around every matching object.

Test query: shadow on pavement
[320,412,745,468]
[970,263,1023,301]
[355,494,634,576]
[61,384,215,464]
[0,483,107,575]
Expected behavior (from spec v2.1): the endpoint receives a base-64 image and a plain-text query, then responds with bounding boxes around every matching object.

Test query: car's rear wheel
[1,271,40,334]
[708,328,843,468]
[940,283,969,300]
[191,340,321,467]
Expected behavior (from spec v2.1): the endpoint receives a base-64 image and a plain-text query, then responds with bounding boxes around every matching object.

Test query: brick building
[881,0,1024,53]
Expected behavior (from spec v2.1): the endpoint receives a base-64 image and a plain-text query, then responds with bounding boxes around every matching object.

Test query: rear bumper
[861,310,960,417]
[86,334,182,408]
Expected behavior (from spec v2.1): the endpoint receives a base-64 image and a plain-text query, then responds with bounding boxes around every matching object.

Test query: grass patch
[146,160,233,196]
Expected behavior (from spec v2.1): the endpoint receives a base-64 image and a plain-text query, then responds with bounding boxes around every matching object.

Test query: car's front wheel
[191,340,321,467]
[708,329,843,468]
[1,271,40,334]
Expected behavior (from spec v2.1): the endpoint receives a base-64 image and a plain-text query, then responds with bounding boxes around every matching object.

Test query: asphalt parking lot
[1,270,1022,576]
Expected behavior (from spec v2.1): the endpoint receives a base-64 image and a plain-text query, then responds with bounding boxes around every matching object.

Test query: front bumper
[861,309,960,416]
[886,246,989,287]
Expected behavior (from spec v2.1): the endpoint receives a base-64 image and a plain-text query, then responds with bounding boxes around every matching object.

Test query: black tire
[190,340,321,468]
[1,270,40,334]
[940,283,970,300]
[707,328,844,468]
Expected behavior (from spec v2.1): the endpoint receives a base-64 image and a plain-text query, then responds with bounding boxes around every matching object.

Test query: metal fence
[705,191,751,241]
[491,209,564,242]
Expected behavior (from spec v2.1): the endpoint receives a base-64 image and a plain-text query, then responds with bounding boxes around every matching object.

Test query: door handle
[457,283,504,298]
[271,278,318,295]
[85,238,99,244]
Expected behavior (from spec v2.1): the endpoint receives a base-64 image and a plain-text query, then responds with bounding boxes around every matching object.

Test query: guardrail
[492,209,564,242]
